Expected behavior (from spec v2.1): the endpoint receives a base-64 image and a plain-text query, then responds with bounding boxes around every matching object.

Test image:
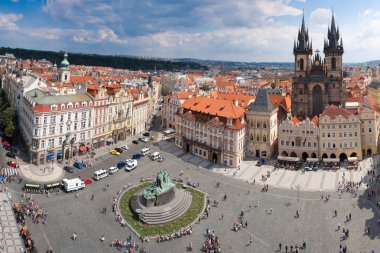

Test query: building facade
[175,96,246,167]
[278,116,319,160]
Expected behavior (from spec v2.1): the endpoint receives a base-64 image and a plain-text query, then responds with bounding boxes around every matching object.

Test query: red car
[2,141,10,147]
[83,178,92,185]
[7,161,17,168]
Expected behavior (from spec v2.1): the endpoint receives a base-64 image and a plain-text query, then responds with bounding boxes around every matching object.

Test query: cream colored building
[278,116,319,160]
[161,91,194,129]
[175,96,246,168]
[319,105,362,161]
[246,89,290,159]
[131,90,150,135]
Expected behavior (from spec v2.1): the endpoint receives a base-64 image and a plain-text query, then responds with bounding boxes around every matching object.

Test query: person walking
[334,210,337,217]
[72,232,77,240]
[285,245,288,253]
[337,222,341,231]
[279,243,282,251]
[249,237,252,245]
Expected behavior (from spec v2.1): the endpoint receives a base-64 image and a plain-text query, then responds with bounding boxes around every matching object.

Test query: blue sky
[0,0,379,62]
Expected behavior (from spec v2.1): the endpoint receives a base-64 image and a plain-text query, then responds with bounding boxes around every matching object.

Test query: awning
[277,155,300,162]
[348,157,358,162]
[106,138,113,143]
[79,146,87,152]
[93,140,97,143]
[306,158,319,162]
[57,152,63,157]
[323,158,340,163]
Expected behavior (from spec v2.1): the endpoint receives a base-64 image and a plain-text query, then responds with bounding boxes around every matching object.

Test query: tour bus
[93,169,109,181]
[150,152,160,161]
[141,147,150,156]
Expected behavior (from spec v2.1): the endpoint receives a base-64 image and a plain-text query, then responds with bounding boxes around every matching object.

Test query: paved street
[0,138,377,253]
[0,135,379,252]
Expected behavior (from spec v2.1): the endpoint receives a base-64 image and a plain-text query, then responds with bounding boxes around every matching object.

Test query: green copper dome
[60,51,69,69]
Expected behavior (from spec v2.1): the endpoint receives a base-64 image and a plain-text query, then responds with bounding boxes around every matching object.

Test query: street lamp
[295,184,301,202]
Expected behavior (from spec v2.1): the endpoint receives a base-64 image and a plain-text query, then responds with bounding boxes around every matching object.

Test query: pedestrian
[349,213,351,221]
[279,243,282,251]
[337,222,340,230]
[73,232,77,240]
[302,240,306,248]
[285,245,288,253]
[100,235,105,242]
[249,237,252,245]
[334,210,337,217]
[257,200,260,207]
[221,213,224,220]
[91,194,94,201]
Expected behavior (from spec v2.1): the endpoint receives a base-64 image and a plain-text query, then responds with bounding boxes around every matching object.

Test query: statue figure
[143,170,174,200]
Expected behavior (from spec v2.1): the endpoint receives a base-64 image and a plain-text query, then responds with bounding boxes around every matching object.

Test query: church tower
[291,12,346,119]
[293,14,313,77]
[60,51,71,84]
[324,13,344,78]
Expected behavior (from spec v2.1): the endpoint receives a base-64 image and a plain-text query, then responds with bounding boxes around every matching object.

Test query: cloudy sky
[1,0,380,62]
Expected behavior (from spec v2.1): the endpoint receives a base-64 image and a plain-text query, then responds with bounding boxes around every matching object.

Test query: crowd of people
[110,233,144,253]
[203,228,221,253]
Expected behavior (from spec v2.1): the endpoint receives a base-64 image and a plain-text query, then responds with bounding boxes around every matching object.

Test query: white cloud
[0,13,23,30]
[27,28,63,40]
[73,27,128,44]
[310,8,332,26]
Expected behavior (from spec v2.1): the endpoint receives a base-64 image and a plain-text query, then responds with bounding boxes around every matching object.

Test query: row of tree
[0,47,208,71]
[0,90,16,138]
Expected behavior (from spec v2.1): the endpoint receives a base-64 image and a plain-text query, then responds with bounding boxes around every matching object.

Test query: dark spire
[294,13,312,54]
[324,12,343,54]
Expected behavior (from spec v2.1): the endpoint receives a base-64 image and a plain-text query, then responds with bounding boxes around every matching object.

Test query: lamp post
[295,184,301,202]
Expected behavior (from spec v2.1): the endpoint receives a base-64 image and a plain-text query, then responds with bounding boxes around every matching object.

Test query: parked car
[1,140,10,146]
[132,140,139,144]
[132,153,143,160]
[116,161,126,169]
[108,166,118,174]
[157,155,165,162]
[7,161,17,168]
[73,161,85,169]
[138,137,143,142]
[141,137,149,143]
[5,152,15,158]
[83,178,92,184]
[63,166,76,173]
[4,146,12,151]
[121,145,129,150]
[110,149,121,156]
[150,135,156,140]
[114,147,123,153]
[143,132,150,137]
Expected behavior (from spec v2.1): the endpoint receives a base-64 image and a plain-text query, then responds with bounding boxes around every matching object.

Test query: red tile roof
[181,96,245,119]
[321,105,353,119]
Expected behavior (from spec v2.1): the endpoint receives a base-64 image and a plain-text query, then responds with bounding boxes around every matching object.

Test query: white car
[108,166,118,174]
[121,145,129,150]
[125,159,138,172]
[141,137,149,143]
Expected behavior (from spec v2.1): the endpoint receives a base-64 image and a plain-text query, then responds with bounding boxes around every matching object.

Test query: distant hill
[176,58,293,69]
[0,47,208,71]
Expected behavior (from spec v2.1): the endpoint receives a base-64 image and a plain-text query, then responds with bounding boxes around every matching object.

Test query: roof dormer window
[75,103,79,108]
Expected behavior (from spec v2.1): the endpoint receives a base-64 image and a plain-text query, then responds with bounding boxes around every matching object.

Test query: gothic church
[292,13,346,118]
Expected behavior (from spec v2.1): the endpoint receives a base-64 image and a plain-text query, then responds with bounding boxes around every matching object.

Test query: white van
[126,159,138,172]
[141,147,150,156]
[94,169,109,181]
[150,152,160,161]
[62,178,85,192]
[108,166,118,174]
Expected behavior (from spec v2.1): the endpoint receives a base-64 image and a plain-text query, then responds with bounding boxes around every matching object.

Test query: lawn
[119,182,206,237]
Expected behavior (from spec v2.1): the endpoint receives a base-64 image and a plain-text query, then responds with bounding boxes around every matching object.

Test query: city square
[0,136,379,253]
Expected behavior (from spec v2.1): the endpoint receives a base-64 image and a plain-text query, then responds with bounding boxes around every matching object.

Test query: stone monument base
[130,188,192,225]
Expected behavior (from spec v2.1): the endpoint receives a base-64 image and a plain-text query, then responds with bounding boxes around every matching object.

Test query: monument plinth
[129,170,192,225]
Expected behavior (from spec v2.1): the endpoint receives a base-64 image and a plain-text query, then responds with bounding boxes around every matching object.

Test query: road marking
[242,228,270,248]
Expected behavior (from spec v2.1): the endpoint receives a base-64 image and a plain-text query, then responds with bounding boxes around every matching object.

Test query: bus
[93,169,109,181]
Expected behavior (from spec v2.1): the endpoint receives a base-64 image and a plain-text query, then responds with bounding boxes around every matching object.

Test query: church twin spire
[293,13,313,54]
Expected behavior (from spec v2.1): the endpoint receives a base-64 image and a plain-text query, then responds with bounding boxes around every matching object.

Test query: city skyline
[1,0,380,62]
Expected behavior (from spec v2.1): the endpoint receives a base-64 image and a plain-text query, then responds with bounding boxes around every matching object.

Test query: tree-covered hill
[0,47,208,71]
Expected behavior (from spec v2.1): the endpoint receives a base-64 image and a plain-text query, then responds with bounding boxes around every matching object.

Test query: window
[339,132,342,137]
[59,137,62,145]
[291,141,294,147]
[60,115,64,122]
[51,115,56,124]
[43,128,46,136]
[331,57,336,70]
[44,116,47,124]
[281,140,284,145]
[263,122,267,129]
[41,140,45,148]
[59,125,63,133]
[49,126,54,135]
[75,113,78,120]
[322,142,325,148]
[263,136,266,142]
[51,105,57,111]
[34,128,38,136]
[369,128,372,133]
[61,104,65,110]
[257,122,260,128]
[74,123,77,130]
[75,103,79,108]
[354,132,357,137]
